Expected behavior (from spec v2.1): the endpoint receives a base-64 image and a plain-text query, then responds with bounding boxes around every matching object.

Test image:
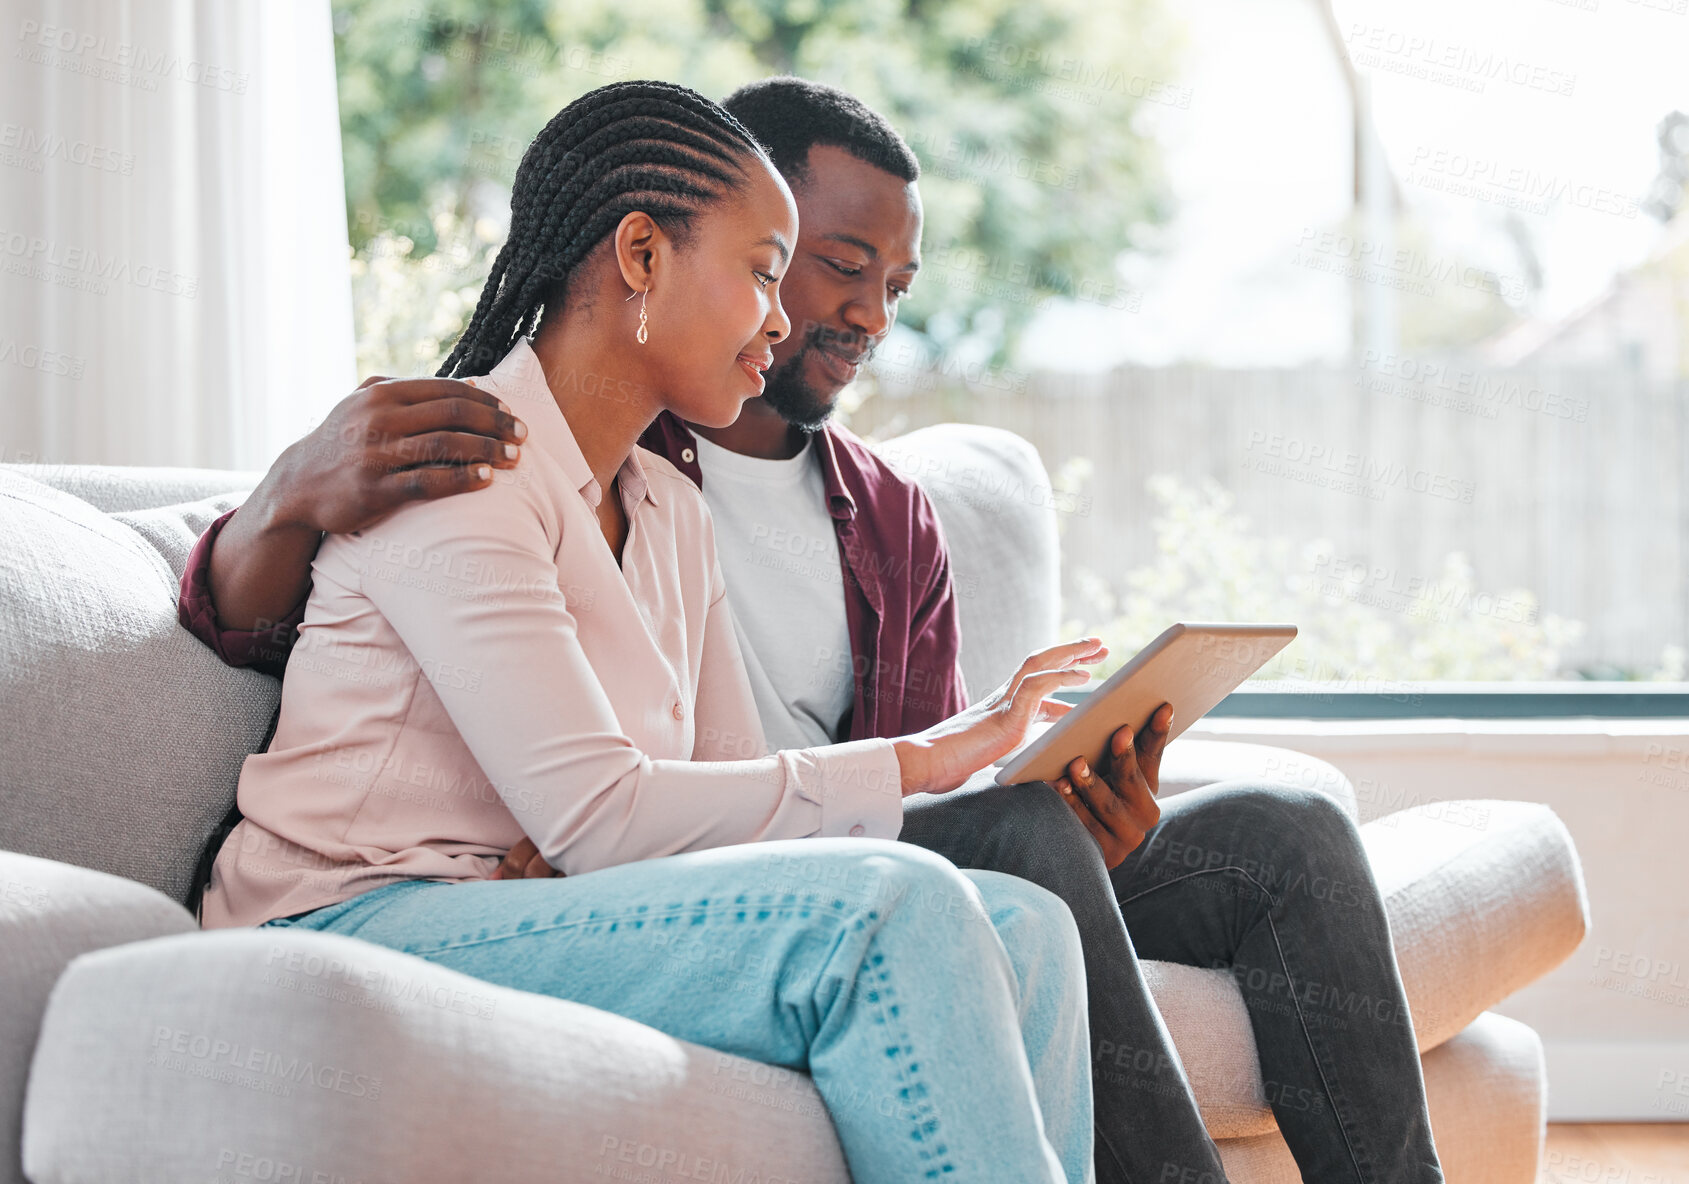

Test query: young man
[181,78,1444,1184]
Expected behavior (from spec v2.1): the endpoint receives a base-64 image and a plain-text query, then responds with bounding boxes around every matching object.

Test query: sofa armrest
[23,928,850,1184]
[1158,737,1360,822]
[0,852,195,1184]
[1362,800,1590,1053]
[1139,801,1584,1137]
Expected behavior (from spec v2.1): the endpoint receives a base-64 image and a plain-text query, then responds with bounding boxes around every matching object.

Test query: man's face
[758,143,923,431]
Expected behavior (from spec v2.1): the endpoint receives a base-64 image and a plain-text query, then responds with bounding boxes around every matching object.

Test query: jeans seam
[403,901,834,956]
[1115,864,1273,910]
[1117,865,1373,1184]
[853,930,955,1178]
[1259,910,1371,1184]
[1092,1123,1135,1182]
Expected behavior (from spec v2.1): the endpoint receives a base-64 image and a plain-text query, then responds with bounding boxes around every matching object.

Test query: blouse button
[672,701,685,721]
[680,447,695,463]
[849,824,865,837]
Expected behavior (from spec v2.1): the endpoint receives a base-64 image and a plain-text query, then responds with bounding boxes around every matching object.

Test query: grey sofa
[0,426,1588,1183]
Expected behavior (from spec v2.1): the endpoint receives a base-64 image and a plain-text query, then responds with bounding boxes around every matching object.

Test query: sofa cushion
[0,852,195,1184]
[22,929,851,1184]
[111,493,251,581]
[0,471,279,905]
[1141,800,1585,1138]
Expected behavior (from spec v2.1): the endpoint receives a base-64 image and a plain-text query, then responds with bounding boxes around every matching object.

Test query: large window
[334,0,1688,684]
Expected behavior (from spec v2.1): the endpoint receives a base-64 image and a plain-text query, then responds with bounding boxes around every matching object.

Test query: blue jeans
[902,776,1443,1184]
[264,837,1094,1183]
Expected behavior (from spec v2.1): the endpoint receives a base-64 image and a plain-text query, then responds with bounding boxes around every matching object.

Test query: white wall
[1191,715,1689,1121]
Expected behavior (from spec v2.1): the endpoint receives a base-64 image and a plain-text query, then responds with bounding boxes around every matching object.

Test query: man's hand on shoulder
[271,375,529,535]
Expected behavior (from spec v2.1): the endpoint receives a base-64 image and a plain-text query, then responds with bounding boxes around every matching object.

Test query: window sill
[1060,681,1689,721]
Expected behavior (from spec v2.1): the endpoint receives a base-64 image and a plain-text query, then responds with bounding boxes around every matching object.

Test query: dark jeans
[900,771,1444,1184]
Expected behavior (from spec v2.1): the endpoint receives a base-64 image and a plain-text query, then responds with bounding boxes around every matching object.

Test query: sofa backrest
[0,426,1059,905]
[873,424,1061,697]
[7,463,267,513]
[0,468,280,906]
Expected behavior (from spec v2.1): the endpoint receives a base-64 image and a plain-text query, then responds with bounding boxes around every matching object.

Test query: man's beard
[760,329,870,432]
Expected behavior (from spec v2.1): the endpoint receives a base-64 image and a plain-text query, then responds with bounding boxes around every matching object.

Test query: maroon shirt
[178,410,969,743]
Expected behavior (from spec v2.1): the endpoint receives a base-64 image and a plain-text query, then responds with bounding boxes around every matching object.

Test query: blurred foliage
[330,0,1183,367]
[347,202,503,379]
[1064,474,1608,683]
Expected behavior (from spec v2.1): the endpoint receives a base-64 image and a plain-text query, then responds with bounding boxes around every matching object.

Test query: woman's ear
[613,211,663,294]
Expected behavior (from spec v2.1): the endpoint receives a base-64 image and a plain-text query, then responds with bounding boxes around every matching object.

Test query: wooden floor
[1542,1125,1689,1183]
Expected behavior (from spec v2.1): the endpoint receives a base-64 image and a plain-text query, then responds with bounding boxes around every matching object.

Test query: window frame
[1056,682,1689,719]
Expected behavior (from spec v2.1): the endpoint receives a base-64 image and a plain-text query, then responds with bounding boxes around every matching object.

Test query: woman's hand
[892,637,1108,796]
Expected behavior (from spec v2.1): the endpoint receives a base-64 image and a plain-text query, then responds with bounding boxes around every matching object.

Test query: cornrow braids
[438,80,769,379]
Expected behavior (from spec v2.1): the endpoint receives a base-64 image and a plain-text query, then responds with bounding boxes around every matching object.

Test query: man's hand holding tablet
[1005,622,1299,868]
[1051,702,1174,868]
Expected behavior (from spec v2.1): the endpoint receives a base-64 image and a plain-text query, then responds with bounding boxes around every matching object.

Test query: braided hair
[438,80,769,378]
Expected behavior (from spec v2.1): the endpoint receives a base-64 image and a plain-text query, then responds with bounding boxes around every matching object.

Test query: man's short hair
[722,75,919,188]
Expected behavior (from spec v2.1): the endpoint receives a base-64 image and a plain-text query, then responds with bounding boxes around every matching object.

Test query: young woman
[200,81,1106,1181]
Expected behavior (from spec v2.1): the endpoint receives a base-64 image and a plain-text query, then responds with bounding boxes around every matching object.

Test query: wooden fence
[841,363,1689,675]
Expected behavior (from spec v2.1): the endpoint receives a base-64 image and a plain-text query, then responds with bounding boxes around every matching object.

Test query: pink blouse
[200,338,904,929]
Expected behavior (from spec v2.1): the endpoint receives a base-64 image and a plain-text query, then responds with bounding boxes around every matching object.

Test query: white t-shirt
[690,431,855,750]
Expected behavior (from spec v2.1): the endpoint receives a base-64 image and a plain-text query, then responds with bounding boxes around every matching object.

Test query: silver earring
[624,287,649,344]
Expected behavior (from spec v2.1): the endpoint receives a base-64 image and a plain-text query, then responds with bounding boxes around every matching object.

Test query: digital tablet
[994,622,1298,787]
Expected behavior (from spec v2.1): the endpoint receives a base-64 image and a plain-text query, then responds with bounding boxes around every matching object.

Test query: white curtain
[0,0,355,470]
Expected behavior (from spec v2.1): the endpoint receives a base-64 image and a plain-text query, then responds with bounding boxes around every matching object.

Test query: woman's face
[641,157,799,428]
